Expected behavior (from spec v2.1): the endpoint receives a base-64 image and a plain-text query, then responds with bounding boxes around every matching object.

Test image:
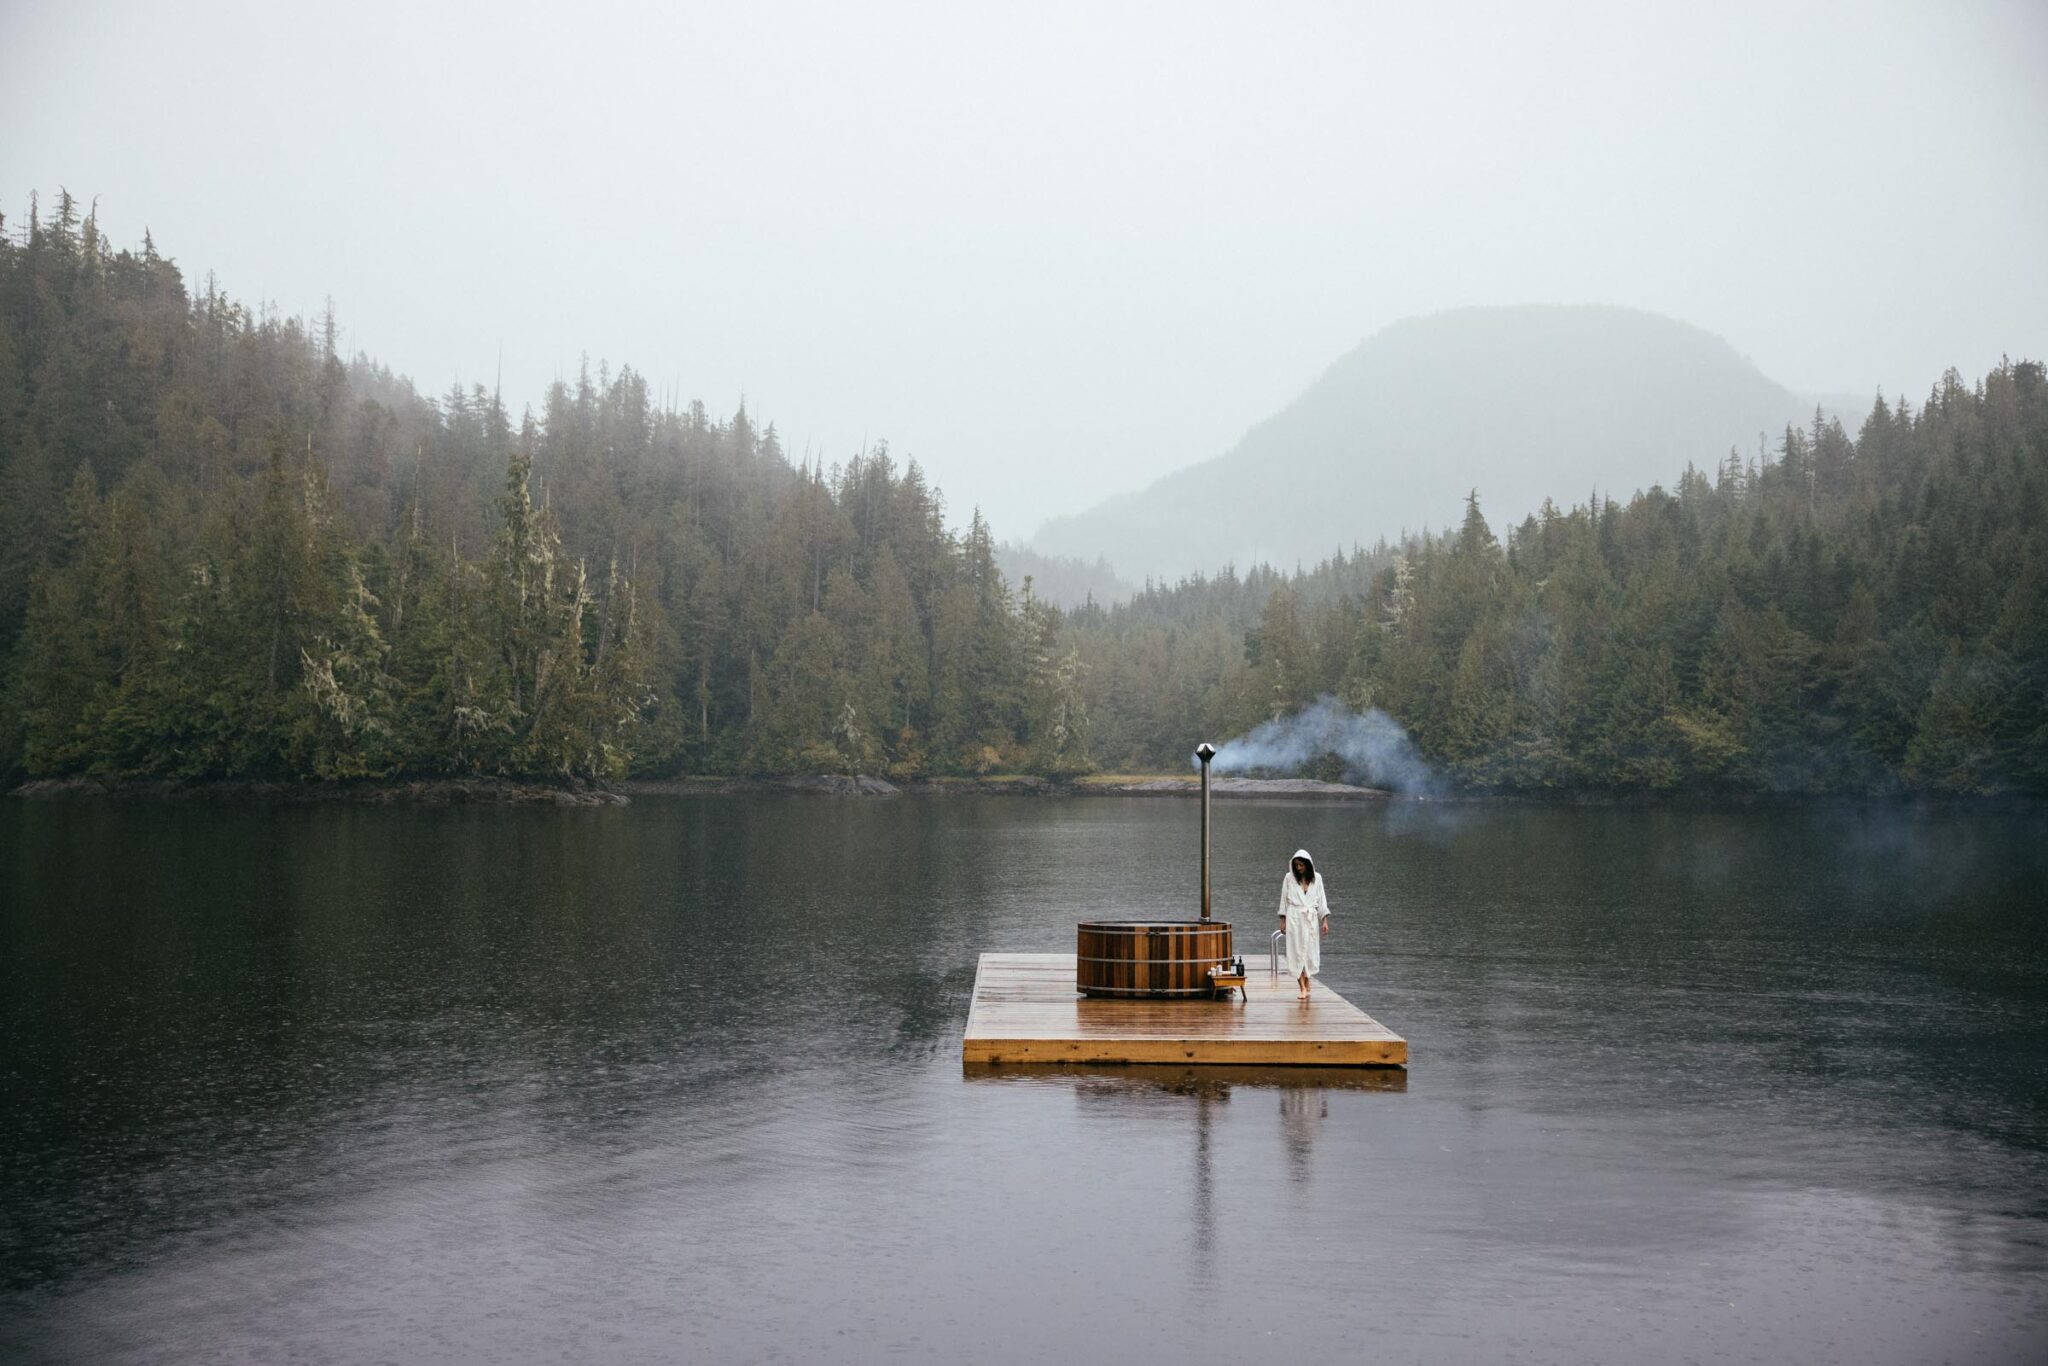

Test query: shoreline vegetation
[7,772,1389,804]
[3,194,2044,800]
[13,773,2042,814]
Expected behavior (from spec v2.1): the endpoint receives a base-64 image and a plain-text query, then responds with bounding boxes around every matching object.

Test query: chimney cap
[1195,742,1217,762]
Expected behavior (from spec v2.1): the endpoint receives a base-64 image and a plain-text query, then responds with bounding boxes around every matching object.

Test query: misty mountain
[994,543,1132,610]
[1031,305,1840,584]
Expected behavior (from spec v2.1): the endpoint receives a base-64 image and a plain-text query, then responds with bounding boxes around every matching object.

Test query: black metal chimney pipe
[1195,742,1216,921]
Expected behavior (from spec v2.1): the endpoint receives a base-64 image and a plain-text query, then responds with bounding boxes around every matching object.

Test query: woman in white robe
[1277,848,1332,1000]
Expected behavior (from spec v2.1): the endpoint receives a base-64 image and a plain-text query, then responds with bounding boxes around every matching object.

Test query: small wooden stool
[1207,961,1248,1002]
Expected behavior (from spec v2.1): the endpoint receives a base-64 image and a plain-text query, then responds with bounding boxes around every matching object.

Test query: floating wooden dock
[963,952,1406,1067]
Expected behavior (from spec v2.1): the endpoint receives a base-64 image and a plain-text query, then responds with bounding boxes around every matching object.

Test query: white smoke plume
[1206,696,1444,795]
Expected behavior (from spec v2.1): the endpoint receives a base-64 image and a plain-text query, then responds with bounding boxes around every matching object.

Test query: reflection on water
[2,795,2045,1364]
[1279,1088,1327,1185]
[965,1064,1402,1274]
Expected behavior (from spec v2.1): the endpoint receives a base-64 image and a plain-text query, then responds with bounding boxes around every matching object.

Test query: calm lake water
[2,794,2045,1364]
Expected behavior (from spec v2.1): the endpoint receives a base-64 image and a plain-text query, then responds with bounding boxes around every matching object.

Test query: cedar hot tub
[1076,921,1235,998]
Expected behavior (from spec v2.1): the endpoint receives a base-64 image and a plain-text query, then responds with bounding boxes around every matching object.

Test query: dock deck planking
[962,952,1407,1067]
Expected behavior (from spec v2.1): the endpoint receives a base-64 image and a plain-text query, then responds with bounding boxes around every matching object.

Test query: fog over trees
[2,198,2044,794]
[8,4,2040,537]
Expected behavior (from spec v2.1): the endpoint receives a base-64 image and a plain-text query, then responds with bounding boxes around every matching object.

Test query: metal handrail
[1271,927,1285,976]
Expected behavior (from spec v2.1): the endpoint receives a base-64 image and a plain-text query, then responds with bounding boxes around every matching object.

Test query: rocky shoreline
[9,772,1394,804]
[1075,775,1390,800]
[622,774,908,798]
[9,776,628,806]
[11,773,2030,809]
[627,774,1393,799]
[625,774,1072,797]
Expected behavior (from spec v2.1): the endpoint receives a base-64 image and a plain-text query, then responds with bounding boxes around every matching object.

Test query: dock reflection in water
[964,1064,1404,1271]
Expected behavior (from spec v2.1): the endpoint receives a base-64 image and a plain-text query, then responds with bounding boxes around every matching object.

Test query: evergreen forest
[3,196,2043,796]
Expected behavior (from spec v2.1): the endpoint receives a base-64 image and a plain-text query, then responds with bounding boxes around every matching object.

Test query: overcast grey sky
[4,0,2044,537]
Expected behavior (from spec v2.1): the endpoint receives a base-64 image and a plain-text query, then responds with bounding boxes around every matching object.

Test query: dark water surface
[3,796,2045,1364]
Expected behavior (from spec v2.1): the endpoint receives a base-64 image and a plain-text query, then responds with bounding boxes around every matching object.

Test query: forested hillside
[1073,375,2048,795]
[0,194,1089,783]
[3,197,2043,795]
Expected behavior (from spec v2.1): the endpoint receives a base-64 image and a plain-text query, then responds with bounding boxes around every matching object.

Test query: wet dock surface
[962,952,1408,1066]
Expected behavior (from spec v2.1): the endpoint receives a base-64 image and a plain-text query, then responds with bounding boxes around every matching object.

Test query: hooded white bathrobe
[1278,848,1330,979]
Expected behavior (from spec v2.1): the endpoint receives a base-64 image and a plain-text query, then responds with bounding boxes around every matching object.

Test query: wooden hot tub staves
[1075,920,1235,998]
